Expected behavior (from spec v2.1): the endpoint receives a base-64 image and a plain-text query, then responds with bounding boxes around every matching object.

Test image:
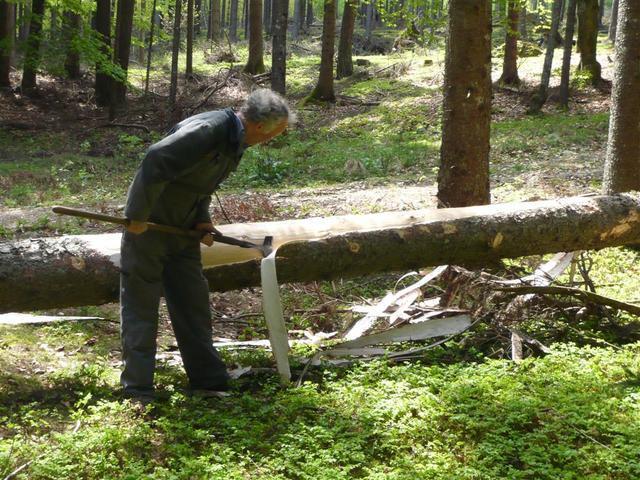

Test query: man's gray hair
[240,89,295,126]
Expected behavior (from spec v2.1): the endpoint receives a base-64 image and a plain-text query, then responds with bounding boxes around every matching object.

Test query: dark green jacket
[125,108,245,227]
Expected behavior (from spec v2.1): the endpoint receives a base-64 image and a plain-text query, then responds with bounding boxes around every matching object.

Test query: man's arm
[124,119,226,226]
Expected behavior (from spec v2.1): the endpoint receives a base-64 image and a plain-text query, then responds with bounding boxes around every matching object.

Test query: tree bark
[0,0,14,88]
[608,0,619,42]
[112,0,135,106]
[186,0,194,76]
[20,0,46,93]
[528,0,563,113]
[211,0,221,40]
[336,0,357,79]
[519,3,527,39]
[603,0,640,194]
[229,0,238,40]
[64,11,82,79]
[271,0,288,93]
[244,0,265,73]
[3,194,640,313]
[169,0,182,106]
[308,0,336,102]
[95,0,112,106]
[144,0,158,94]
[306,0,313,27]
[499,0,520,86]
[291,0,301,38]
[437,0,491,208]
[577,0,602,85]
[263,0,271,35]
[559,0,577,107]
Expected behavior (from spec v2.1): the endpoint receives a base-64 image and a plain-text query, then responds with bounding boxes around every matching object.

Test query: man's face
[245,118,288,146]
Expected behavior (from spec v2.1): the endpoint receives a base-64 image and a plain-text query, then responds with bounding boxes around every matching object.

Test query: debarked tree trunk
[2,194,640,313]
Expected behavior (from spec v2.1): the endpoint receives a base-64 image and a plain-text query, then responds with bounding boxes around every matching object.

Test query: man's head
[239,89,294,146]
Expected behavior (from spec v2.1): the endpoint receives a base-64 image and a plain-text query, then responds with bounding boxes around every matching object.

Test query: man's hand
[195,223,221,247]
[127,220,148,234]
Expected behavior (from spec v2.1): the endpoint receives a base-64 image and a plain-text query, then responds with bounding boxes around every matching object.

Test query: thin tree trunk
[186,0,194,76]
[4,194,640,313]
[292,0,301,38]
[528,0,562,113]
[263,0,271,35]
[603,0,640,194]
[95,0,111,106]
[243,0,248,39]
[499,0,520,85]
[244,0,265,73]
[229,0,238,40]
[169,0,182,106]
[112,0,135,106]
[608,0,619,42]
[271,0,287,93]
[559,0,577,107]
[144,0,158,94]
[21,0,45,93]
[437,0,492,207]
[365,0,373,40]
[195,0,202,32]
[308,0,336,101]
[336,0,357,79]
[577,0,602,84]
[64,11,82,79]
[305,0,313,27]
[598,0,604,27]
[0,0,14,88]
[137,0,146,63]
[221,0,226,28]
[211,0,221,40]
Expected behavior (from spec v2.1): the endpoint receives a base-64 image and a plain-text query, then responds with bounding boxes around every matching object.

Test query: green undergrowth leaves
[1,340,640,479]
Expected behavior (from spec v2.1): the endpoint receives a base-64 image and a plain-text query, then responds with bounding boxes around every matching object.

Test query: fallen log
[1,193,639,313]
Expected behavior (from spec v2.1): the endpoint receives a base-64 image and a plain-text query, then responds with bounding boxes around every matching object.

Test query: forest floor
[2,31,640,479]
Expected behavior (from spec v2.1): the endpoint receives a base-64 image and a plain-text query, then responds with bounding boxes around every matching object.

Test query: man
[120,89,292,401]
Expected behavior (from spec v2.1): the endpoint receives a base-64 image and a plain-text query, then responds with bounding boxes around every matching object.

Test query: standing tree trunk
[291,0,301,38]
[271,0,287,93]
[63,11,82,79]
[519,3,527,39]
[244,0,265,73]
[144,0,158,94]
[559,0,577,107]
[95,0,111,105]
[437,0,491,208]
[603,0,640,194]
[306,0,313,27]
[211,0,221,40]
[308,0,336,102]
[608,0,618,42]
[336,0,357,79]
[221,0,226,27]
[528,0,563,113]
[195,0,202,32]
[243,0,248,39]
[263,0,271,35]
[0,0,14,88]
[186,0,194,76]
[598,0,604,27]
[577,0,602,85]
[365,0,373,40]
[169,0,182,107]
[20,0,45,93]
[112,0,135,106]
[499,0,520,85]
[229,0,238,40]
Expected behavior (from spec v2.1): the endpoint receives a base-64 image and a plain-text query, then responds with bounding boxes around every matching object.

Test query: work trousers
[120,230,229,396]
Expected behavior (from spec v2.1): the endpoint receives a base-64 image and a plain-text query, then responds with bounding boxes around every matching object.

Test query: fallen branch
[499,285,640,317]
